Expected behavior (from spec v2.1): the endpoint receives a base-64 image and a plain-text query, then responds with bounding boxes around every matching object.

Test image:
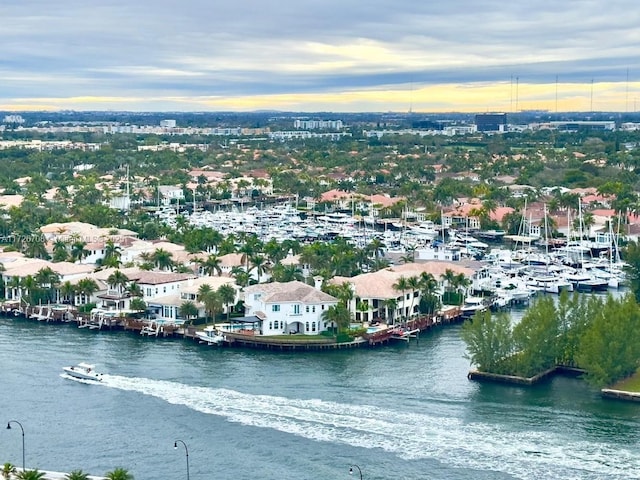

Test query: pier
[1,301,467,352]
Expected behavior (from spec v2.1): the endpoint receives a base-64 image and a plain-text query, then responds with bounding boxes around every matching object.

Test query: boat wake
[98,374,640,479]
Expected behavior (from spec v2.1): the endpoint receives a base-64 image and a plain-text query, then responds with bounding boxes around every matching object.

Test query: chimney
[313,276,323,290]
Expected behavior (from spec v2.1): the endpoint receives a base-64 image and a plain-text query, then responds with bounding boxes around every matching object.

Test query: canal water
[1,305,640,480]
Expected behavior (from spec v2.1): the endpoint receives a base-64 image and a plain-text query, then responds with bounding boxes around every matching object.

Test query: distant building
[3,115,25,124]
[475,113,507,132]
[160,119,177,128]
[293,119,343,130]
[548,121,615,132]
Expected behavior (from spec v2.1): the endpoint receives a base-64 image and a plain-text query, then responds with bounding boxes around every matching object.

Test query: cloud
[1,0,639,111]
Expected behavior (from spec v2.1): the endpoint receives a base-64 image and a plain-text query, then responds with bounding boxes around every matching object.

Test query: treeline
[461,292,640,387]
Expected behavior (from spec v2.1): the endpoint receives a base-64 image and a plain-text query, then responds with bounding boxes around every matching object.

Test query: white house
[146,276,239,324]
[243,281,338,335]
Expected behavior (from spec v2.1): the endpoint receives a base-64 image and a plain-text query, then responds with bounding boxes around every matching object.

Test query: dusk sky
[2,0,639,112]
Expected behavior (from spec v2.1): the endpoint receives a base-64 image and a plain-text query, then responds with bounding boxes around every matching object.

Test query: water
[2,311,640,480]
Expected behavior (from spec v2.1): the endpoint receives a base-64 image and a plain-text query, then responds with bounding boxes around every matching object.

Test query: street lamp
[174,439,190,480]
[6,420,25,473]
[349,464,363,480]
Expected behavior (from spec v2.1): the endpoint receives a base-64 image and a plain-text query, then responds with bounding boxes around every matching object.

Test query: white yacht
[195,326,225,345]
[460,296,488,318]
[63,363,103,382]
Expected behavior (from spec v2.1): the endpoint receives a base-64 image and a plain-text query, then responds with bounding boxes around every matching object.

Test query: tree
[249,254,269,283]
[217,283,236,322]
[384,298,398,325]
[419,272,441,315]
[104,468,134,480]
[321,303,352,336]
[461,310,514,374]
[512,295,560,377]
[2,463,16,480]
[577,293,640,387]
[52,239,69,262]
[179,300,198,325]
[107,270,129,294]
[198,254,222,276]
[100,240,122,268]
[70,241,90,263]
[65,470,90,480]
[76,278,99,305]
[392,275,409,321]
[151,248,174,271]
[15,471,46,480]
[129,297,146,313]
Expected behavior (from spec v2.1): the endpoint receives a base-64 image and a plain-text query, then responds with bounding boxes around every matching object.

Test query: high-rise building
[475,113,507,132]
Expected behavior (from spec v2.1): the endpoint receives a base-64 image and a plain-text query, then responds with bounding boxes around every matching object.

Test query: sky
[1,0,640,113]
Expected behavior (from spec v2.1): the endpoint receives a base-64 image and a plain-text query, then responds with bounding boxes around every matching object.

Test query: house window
[305,322,309,332]
[312,322,316,332]
[321,304,325,310]
[272,305,280,312]
[312,306,316,313]
[305,306,310,313]
[269,322,272,329]
[146,288,152,296]
[163,287,167,293]
[293,304,300,315]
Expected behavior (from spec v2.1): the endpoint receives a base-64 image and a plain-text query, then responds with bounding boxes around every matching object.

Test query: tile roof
[332,261,474,299]
[244,281,337,304]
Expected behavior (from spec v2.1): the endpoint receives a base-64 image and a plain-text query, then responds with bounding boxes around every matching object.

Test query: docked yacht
[195,326,225,345]
[63,363,103,382]
[460,296,489,318]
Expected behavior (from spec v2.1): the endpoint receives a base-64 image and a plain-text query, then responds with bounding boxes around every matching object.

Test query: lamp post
[6,420,25,473]
[174,439,190,480]
[349,464,363,480]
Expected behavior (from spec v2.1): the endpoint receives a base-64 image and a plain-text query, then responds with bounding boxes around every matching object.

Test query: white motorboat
[460,296,488,318]
[63,363,103,382]
[195,326,225,345]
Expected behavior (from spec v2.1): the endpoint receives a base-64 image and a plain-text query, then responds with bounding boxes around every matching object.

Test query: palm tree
[179,300,198,325]
[104,468,134,480]
[270,263,304,283]
[35,266,61,303]
[52,239,69,262]
[107,270,130,295]
[65,470,90,480]
[129,297,146,313]
[384,298,398,324]
[440,268,458,304]
[2,463,16,480]
[15,470,46,480]
[392,275,410,321]
[99,240,122,268]
[217,283,236,322]
[419,272,441,315]
[151,248,174,271]
[321,303,352,336]
[198,254,222,276]
[406,275,421,320]
[356,300,370,323]
[249,254,269,283]
[60,281,76,305]
[201,289,223,324]
[126,282,143,298]
[70,241,90,263]
[76,278,99,305]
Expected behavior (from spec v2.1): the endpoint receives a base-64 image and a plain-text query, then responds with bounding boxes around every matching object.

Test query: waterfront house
[146,276,239,324]
[331,261,475,323]
[243,281,338,335]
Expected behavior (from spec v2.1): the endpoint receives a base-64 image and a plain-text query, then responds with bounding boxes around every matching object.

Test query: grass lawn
[611,370,640,392]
